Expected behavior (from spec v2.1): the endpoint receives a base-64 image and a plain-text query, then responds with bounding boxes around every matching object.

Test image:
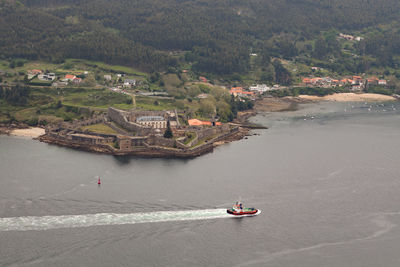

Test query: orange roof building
[65,74,76,80]
[199,76,208,83]
[229,87,255,98]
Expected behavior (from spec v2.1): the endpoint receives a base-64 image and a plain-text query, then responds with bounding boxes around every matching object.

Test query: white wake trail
[0,209,231,232]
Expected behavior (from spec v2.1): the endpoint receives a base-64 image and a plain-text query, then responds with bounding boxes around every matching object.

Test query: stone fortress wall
[41,107,240,157]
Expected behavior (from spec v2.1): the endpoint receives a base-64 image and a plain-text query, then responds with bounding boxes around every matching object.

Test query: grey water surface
[1,101,400,266]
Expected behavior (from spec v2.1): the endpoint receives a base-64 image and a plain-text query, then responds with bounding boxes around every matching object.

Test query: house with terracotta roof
[28,69,43,75]
[367,77,378,85]
[73,77,82,84]
[229,87,243,96]
[63,74,76,81]
[303,78,311,84]
[229,87,255,99]
[378,80,387,85]
[199,76,208,83]
[332,79,339,85]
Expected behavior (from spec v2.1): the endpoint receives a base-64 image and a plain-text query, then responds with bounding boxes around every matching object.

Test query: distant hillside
[1,0,400,75]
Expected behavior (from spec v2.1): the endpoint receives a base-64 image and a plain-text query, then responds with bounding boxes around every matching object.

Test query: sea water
[1,101,400,266]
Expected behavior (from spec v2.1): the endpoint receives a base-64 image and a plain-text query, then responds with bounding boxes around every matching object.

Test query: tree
[272,59,292,85]
[198,98,216,117]
[260,64,275,83]
[163,120,173,138]
[313,38,328,59]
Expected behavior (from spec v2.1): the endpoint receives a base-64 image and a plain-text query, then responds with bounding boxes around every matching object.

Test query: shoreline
[0,124,45,138]
[1,92,398,158]
[10,127,46,138]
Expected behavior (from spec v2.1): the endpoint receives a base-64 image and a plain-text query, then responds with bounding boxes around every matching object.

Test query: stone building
[136,116,167,129]
[107,107,179,134]
[118,136,147,151]
[67,133,114,145]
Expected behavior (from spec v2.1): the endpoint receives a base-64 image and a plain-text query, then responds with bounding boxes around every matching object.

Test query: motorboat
[227,201,260,216]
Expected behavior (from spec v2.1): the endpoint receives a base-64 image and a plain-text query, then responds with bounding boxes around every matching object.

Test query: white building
[136,116,167,129]
[38,73,56,81]
[378,80,387,85]
[249,84,271,93]
[124,79,136,87]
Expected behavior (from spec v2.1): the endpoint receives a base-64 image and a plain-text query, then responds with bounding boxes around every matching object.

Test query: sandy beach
[10,127,45,138]
[298,93,396,102]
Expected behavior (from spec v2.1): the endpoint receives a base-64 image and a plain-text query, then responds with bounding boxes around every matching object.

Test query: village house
[199,76,208,83]
[28,69,42,76]
[104,75,112,81]
[229,87,243,97]
[38,73,56,81]
[27,69,43,79]
[124,79,136,87]
[351,84,363,91]
[338,33,363,42]
[230,87,255,99]
[249,84,271,93]
[63,74,76,81]
[73,77,82,84]
[62,74,82,84]
[367,77,379,85]
[378,80,387,86]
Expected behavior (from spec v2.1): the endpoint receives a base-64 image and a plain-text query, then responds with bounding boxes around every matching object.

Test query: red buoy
[98,177,101,185]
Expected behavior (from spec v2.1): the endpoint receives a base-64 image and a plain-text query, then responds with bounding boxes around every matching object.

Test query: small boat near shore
[227,201,261,216]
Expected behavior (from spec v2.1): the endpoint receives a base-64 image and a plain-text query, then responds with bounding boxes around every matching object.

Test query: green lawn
[82,123,119,135]
[62,88,134,109]
[135,96,176,111]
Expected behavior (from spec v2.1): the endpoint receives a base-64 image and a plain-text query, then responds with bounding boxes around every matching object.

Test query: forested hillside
[1,0,400,75]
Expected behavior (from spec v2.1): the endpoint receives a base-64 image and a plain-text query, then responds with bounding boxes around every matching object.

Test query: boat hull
[227,209,261,216]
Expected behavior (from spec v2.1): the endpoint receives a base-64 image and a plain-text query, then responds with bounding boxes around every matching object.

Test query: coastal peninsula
[38,107,248,158]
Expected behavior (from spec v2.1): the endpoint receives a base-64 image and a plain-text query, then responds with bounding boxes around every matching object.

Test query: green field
[0,86,135,124]
[65,59,147,77]
[81,123,119,135]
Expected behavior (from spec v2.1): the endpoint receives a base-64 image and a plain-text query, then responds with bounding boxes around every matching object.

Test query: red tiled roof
[199,76,208,82]
[65,74,76,79]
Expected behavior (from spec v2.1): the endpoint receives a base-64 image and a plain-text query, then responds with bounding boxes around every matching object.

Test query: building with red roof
[199,76,208,83]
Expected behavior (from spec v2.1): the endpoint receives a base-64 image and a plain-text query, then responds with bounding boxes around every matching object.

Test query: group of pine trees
[0,84,31,105]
